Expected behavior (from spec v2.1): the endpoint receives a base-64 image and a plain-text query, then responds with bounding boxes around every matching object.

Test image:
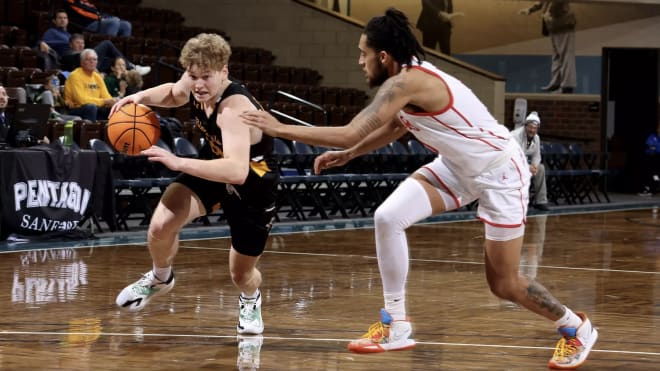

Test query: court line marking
[0,241,657,276]
[179,245,660,275]
[1,330,659,357]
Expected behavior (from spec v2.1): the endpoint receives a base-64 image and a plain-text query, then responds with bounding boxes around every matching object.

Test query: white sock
[153,265,172,282]
[384,291,406,321]
[242,288,260,299]
[554,306,582,328]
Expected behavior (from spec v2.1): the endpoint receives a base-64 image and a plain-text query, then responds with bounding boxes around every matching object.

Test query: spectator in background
[36,74,81,121]
[37,9,70,70]
[63,34,150,75]
[511,111,549,211]
[39,10,150,75]
[60,33,151,75]
[104,57,128,98]
[64,49,118,121]
[0,85,10,144]
[639,122,660,196]
[416,0,464,55]
[519,0,576,94]
[65,0,132,37]
[0,84,50,146]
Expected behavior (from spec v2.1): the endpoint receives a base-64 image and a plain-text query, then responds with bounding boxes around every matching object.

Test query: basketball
[107,103,160,155]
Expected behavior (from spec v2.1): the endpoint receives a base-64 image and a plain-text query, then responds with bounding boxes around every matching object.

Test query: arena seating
[0,0,612,229]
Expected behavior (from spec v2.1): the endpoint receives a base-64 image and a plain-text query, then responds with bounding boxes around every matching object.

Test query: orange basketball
[106,103,160,155]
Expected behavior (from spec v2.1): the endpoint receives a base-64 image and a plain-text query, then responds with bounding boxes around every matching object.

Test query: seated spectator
[65,0,132,37]
[639,122,660,196]
[38,10,149,75]
[37,9,70,70]
[103,58,143,99]
[35,74,81,121]
[0,85,10,145]
[511,111,550,211]
[61,33,150,75]
[38,11,149,75]
[0,84,50,146]
[104,57,128,98]
[64,49,118,121]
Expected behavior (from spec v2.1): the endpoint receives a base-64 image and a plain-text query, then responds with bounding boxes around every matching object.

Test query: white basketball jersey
[398,61,513,176]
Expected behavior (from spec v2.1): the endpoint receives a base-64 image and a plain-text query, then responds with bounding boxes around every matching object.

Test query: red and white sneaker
[347,309,416,353]
[548,312,598,369]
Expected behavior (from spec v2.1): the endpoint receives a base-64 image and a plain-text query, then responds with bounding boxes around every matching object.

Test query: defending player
[241,8,597,369]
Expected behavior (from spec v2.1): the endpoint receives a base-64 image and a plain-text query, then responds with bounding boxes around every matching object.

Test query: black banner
[0,145,114,239]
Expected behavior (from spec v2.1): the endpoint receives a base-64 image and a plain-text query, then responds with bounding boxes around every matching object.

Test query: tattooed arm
[241,73,411,149]
[314,117,406,173]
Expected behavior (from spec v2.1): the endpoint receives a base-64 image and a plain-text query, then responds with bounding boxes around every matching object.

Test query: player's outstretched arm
[314,118,405,174]
[242,72,410,149]
[240,109,361,149]
[110,74,190,116]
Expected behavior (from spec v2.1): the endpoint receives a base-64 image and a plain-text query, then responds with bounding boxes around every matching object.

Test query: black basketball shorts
[175,173,276,257]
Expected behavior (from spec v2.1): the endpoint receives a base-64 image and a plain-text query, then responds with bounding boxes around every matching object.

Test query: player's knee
[487,276,519,300]
[230,268,254,286]
[148,215,180,241]
[374,204,401,231]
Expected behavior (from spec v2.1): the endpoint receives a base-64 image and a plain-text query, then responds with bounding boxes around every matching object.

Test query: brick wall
[504,94,603,154]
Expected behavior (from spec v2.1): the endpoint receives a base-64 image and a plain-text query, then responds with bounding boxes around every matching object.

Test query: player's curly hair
[364,7,425,67]
[179,33,232,71]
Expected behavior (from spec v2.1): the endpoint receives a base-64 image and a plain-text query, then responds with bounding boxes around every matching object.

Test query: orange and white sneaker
[548,312,598,369]
[347,309,416,353]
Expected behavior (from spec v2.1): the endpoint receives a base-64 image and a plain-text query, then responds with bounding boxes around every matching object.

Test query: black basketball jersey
[189,81,278,174]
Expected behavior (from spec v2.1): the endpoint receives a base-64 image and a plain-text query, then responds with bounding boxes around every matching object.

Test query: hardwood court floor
[1,208,659,370]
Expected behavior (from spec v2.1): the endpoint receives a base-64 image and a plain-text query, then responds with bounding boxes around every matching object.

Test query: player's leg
[225,198,276,335]
[480,154,597,369]
[231,249,264,335]
[116,182,205,311]
[483,232,598,369]
[348,158,474,353]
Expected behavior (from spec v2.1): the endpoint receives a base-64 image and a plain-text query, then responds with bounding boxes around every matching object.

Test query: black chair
[156,138,173,152]
[90,138,114,153]
[173,136,198,158]
[407,138,435,168]
[90,138,172,229]
[292,140,315,175]
[388,140,410,172]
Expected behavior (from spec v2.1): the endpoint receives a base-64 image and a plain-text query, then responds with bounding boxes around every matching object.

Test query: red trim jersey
[398,61,513,177]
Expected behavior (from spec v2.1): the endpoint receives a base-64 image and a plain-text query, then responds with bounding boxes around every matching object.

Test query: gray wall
[140,0,505,121]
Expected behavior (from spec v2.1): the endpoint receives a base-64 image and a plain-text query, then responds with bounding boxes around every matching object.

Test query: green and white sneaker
[237,291,264,334]
[116,271,175,312]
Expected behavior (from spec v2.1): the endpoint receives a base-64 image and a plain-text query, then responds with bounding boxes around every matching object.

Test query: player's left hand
[141,145,182,171]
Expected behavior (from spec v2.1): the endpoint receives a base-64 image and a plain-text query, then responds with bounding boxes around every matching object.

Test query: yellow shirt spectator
[64,66,112,108]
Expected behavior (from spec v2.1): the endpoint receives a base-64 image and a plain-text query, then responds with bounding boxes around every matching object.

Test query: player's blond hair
[179,33,231,71]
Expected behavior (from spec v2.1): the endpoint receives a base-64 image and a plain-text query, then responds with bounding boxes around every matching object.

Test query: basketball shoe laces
[552,334,582,360]
[240,298,259,322]
[361,320,390,343]
[131,273,164,296]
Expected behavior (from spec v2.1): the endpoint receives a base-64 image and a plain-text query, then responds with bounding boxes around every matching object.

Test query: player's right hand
[110,93,141,116]
[313,150,351,174]
[240,110,284,137]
